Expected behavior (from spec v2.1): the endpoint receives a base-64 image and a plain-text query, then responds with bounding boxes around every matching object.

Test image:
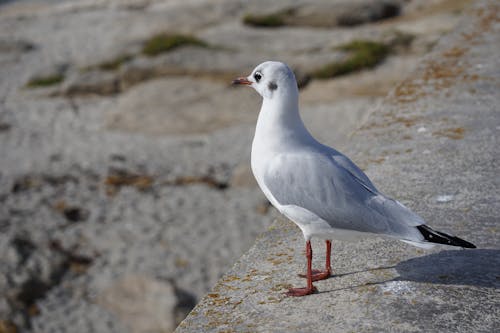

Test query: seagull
[233,61,476,296]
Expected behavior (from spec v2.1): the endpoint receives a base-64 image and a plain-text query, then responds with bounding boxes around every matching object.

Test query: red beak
[232,77,252,85]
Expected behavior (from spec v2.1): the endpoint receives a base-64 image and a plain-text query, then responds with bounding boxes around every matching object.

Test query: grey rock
[333,0,401,26]
[0,236,69,330]
[230,162,257,188]
[0,39,35,53]
[97,275,179,333]
[62,70,120,96]
[117,47,254,91]
[244,0,401,28]
[25,63,68,84]
[107,77,260,135]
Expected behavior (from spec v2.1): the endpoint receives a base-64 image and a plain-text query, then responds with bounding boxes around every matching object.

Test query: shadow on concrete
[321,249,500,294]
[394,249,500,288]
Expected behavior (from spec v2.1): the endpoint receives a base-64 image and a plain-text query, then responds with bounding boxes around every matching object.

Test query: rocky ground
[0,0,471,332]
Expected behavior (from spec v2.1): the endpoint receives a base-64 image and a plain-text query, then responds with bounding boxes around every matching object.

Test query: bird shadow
[322,249,500,294]
[392,249,500,288]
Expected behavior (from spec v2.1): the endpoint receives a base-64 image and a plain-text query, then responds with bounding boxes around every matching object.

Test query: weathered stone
[62,70,119,96]
[117,48,253,91]
[244,0,401,28]
[333,0,401,26]
[98,275,178,333]
[0,39,35,53]
[107,77,260,135]
[230,162,257,188]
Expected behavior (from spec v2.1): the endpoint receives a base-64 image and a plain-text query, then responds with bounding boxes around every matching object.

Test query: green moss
[337,40,388,54]
[312,40,390,79]
[243,13,285,27]
[96,54,133,71]
[26,73,64,88]
[142,33,208,56]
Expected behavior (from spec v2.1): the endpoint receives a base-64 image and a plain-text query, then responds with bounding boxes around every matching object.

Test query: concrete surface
[175,1,500,332]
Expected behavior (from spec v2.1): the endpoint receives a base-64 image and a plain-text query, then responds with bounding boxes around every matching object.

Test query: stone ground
[176,1,500,332]
[0,0,475,332]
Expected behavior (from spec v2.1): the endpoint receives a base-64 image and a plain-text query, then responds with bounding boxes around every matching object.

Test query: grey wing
[331,152,376,191]
[264,152,425,238]
[319,143,377,191]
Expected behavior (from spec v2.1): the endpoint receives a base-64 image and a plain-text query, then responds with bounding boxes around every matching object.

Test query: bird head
[232,61,298,100]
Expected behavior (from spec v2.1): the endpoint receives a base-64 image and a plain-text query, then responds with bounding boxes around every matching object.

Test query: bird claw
[298,269,331,281]
[286,286,317,297]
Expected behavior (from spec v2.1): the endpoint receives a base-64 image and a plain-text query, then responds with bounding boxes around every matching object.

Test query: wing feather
[263,151,424,239]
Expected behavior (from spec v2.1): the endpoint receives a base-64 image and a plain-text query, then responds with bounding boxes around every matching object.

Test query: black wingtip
[417,225,476,248]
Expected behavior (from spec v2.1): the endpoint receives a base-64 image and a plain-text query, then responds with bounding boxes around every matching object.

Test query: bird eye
[254,72,262,82]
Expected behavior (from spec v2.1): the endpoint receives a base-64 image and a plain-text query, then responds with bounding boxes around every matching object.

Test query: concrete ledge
[176,1,500,332]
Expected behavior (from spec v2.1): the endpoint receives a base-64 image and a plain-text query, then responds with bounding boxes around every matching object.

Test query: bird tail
[416,225,476,248]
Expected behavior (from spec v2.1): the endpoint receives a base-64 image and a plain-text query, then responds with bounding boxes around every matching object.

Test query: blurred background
[0,0,471,332]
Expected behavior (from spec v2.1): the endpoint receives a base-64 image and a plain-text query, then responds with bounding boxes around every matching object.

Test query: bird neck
[254,92,314,150]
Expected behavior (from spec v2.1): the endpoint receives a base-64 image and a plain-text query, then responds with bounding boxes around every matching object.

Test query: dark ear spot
[268,81,278,91]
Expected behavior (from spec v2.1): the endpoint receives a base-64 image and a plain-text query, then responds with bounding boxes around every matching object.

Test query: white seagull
[233,61,476,296]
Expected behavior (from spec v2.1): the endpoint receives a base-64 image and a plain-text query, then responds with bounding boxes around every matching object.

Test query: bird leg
[287,240,317,296]
[298,240,332,281]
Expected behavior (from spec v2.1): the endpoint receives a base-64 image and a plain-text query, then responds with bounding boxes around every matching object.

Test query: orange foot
[286,285,317,297]
[299,269,331,282]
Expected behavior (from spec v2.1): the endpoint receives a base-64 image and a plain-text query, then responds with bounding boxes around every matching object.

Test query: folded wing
[263,151,425,240]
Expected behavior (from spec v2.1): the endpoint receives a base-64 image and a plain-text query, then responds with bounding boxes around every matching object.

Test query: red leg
[287,241,317,296]
[325,239,332,276]
[298,240,332,281]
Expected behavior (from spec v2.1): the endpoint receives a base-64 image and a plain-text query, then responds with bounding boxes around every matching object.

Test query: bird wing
[263,151,425,238]
[331,151,376,191]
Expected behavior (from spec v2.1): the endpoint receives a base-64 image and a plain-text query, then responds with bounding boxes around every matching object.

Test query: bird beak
[232,77,252,85]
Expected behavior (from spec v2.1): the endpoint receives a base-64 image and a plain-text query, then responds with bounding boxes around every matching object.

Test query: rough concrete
[175,1,500,332]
